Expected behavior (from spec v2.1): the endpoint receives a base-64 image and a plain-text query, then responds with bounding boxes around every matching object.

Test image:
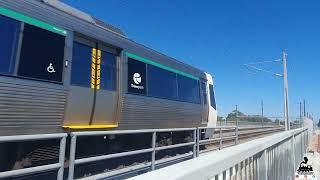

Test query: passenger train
[0,0,217,172]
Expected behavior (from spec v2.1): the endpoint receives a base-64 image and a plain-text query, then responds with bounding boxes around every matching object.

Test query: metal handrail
[75,148,154,165]
[67,128,199,180]
[0,127,240,180]
[128,127,308,180]
[0,133,67,180]
[71,127,196,136]
[198,126,237,130]
[67,126,239,179]
[197,126,238,156]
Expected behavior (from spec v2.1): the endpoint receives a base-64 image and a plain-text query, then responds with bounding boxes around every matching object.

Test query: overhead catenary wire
[242,59,283,77]
[242,51,290,131]
[243,64,283,77]
[243,59,282,66]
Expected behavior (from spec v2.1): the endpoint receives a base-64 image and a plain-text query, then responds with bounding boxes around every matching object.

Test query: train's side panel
[118,49,205,129]
[120,95,203,129]
[0,0,71,135]
[0,77,67,135]
[0,0,208,132]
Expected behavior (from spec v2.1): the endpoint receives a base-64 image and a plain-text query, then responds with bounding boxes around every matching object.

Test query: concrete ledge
[128,128,306,180]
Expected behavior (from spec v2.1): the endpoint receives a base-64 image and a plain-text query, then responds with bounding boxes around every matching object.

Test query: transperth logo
[133,73,142,85]
[131,72,144,90]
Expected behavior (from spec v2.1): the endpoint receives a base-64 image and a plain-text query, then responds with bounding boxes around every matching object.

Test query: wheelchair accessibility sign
[47,63,56,73]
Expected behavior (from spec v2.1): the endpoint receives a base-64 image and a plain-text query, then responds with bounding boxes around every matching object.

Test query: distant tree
[226,110,273,122]
[226,110,244,121]
[275,119,280,124]
[217,116,225,121]
[318,119,320,127]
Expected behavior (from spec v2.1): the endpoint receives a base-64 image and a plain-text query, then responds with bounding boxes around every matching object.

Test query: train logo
[133,73,142,85]
[295,157,316,179]
[297,157,313,173]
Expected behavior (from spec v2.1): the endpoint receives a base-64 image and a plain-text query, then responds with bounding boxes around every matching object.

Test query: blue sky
[63,0,319,121]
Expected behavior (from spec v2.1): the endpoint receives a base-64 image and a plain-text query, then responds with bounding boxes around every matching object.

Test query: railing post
[193,129,197,158]
[263,149,268,180]
[219,128,223,150]
[196,128,200,157]
[301,130,304,156]
[235,126,239,145]
[304,129,306,153]
[256,150,267,180]
[291,134,296,174]
[306,128,309,150]
[151,131,156,171]
[57,136,66,180]
[68,134,77,180]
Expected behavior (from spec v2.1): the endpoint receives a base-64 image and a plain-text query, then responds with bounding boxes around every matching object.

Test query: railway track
[200,126,285,152]
[238,127,284,140]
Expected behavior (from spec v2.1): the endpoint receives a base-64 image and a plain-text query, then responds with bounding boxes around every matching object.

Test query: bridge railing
[128,127,308,180]
[67,128,197,180]
[197,126,238,156]
[0,133,67,180]
[67,126,238,180]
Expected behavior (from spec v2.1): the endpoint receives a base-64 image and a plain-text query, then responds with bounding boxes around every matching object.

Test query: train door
[92,44,118,127]
[64,37,95,127]
[64,37,118,128]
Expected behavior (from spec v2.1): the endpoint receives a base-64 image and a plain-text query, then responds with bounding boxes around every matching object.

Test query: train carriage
[0,0,217,135]
[0,0,217,173]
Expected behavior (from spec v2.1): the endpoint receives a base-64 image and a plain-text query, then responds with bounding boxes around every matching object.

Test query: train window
[18,24,65,82]
[0,15,20,75]
[127,58,146,95]
[71,42,92,87]
[100,51,116,91]
[201,81,207,104]
[147,65,178,100]
[209,84,216,109]
[177,75,200,104]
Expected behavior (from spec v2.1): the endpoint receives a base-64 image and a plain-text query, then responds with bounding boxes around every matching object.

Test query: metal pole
[193,129,197,158]
[151,132,156,170]
[283,51,290,131]
[68,135,77,180]
[57,136,66,180]
[235,126,239,144]
[261,100,264,128]
[300,102,302,127]
[219,128,223,150]
[303,99,306,117]
[236,105,239,127]
[291,135,296,173]
[225,116,227,126]
[196,128,200,157]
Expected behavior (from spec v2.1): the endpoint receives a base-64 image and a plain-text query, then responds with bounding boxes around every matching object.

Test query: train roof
[40,0,127,37]
[1,0,211,80]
